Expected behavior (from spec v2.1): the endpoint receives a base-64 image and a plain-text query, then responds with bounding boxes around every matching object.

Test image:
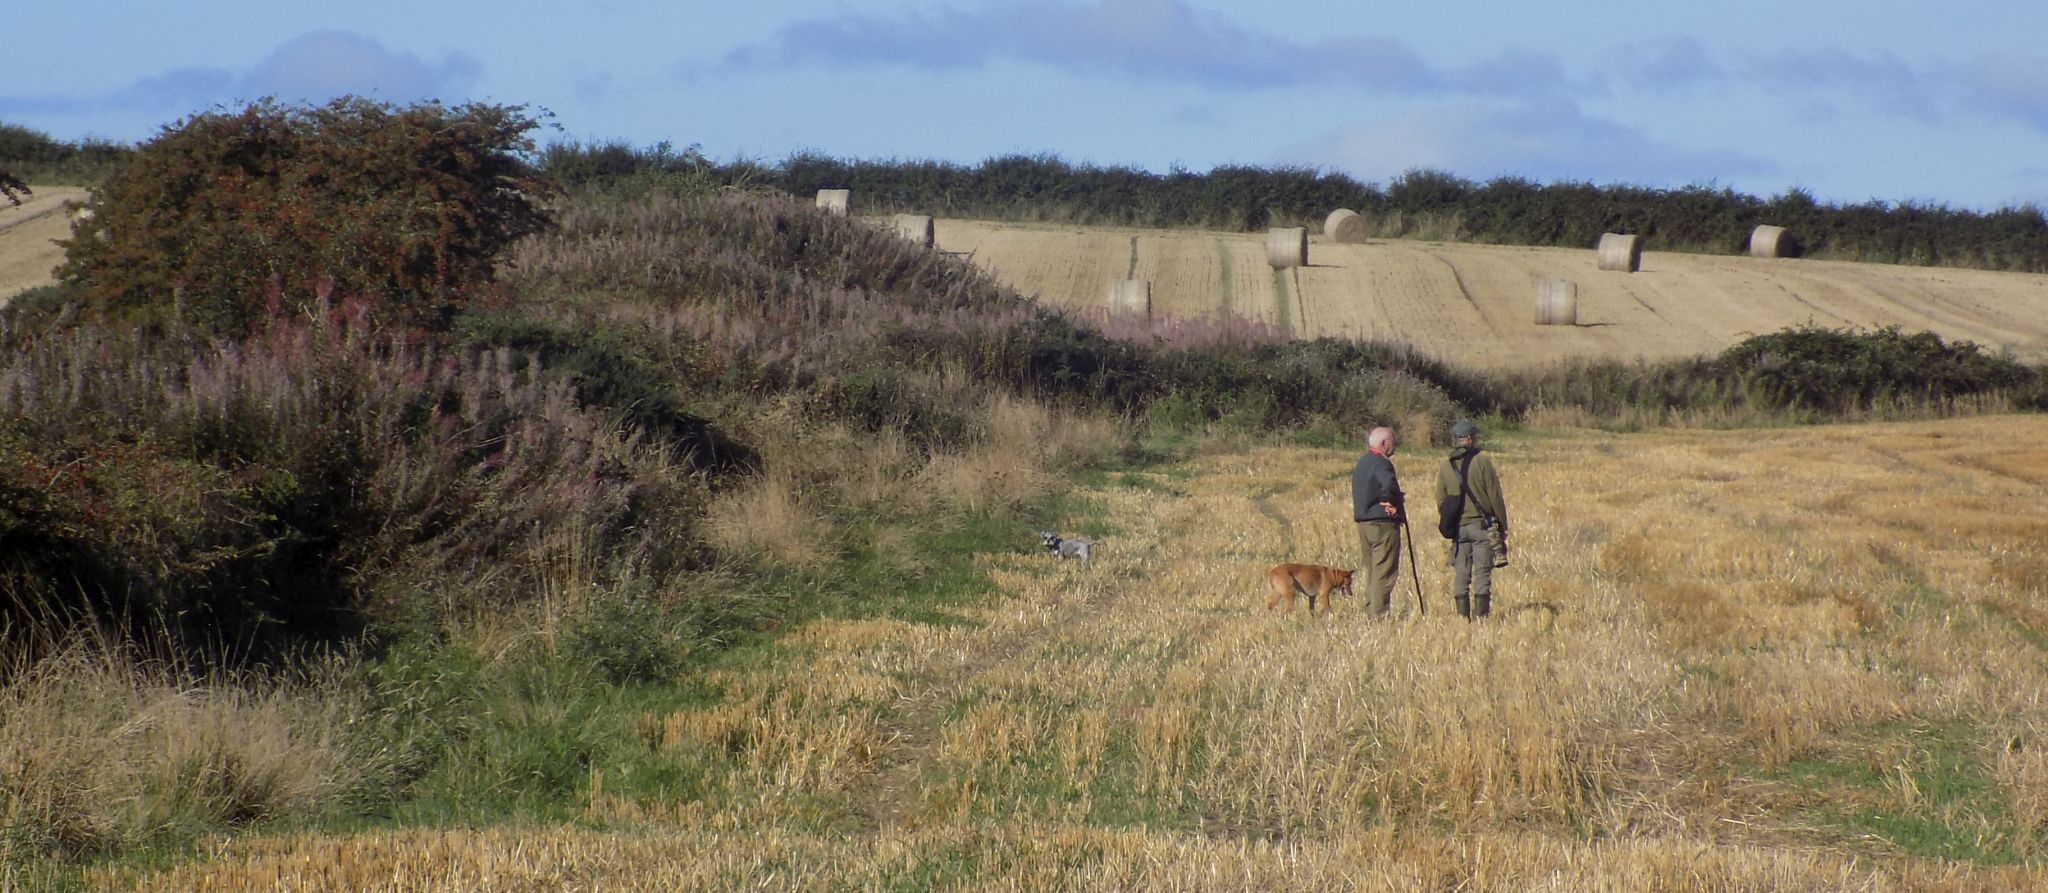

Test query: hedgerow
[544,145,2048,272]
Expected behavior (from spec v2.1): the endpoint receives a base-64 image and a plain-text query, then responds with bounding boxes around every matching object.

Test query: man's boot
[1455,596,1471,619]
[1474,595,1491,619]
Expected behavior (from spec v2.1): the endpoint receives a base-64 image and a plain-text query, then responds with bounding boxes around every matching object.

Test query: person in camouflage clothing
[1434,419,1509,619]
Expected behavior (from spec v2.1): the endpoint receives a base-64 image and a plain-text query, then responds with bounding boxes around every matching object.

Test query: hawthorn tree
[60,97,558,335]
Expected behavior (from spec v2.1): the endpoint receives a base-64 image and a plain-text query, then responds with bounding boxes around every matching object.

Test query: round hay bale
[1596,233,1642,272]
[893,214,934,247]
[1267,227,1308,268]
[1108,279,1152,317]
[1534,279,1578,326]
[1748,224,1799,259]
[815,189,850,215]
[1323,208,1366,243]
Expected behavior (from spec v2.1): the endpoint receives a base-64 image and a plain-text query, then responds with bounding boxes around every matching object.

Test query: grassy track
[99,417,2048,890]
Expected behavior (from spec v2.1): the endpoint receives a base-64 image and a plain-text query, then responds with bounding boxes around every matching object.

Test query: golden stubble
[106,415,2048,890]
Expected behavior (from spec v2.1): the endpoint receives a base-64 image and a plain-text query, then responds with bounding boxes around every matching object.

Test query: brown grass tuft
[1,642,339,861]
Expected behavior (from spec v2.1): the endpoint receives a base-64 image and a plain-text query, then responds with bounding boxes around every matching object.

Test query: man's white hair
[1368,426,1395,450]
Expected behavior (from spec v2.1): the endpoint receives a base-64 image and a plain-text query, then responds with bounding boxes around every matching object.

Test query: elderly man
[1435,419,1509,619]
[1350,426,1405,618]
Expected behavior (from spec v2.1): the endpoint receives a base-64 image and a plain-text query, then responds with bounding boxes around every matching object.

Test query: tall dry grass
[0,638,341,862]
[704,379,1126,565]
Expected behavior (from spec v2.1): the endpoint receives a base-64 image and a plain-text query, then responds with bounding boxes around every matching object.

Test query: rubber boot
[1474,595,1491,619]
[1455,596,1471,619]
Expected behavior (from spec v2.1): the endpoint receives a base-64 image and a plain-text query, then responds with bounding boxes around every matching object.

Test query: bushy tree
[0,169,24,206]
[60,97,558,335]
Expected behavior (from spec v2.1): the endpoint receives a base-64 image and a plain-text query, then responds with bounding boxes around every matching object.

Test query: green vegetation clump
[58,98,556,336]
[1497,326,2042,423]
[0,168,26,205]
[1722,326,2033,413]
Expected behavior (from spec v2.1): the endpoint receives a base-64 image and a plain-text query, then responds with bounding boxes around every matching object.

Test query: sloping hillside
[937,218,2048,369]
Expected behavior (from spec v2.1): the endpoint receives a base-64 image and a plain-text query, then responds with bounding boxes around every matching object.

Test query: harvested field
[0,185,86,306]
[100,415,2048,890]
[935,219,2048,369]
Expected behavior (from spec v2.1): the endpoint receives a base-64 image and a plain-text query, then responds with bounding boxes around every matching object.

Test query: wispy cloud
[1956,52,2048,136]
[0,30,478,136]
[1608,36,1722,92]
[1750,48,1941,122]
[243,30,479,102]
[1291,97,1778,188]
[710,0,1571,98]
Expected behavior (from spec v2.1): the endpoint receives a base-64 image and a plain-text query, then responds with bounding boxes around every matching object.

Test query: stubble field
[0,186,85,305]
[935,218,2048,369]
[99,415,2048,890]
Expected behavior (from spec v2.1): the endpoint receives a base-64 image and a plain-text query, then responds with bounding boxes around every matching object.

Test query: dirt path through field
[0,186,86,306]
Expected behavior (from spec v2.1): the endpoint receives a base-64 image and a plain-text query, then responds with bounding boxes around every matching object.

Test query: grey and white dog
[1040,530,1094,562]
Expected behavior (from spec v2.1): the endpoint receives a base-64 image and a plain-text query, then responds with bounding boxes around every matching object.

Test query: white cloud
[710,0,1569,98]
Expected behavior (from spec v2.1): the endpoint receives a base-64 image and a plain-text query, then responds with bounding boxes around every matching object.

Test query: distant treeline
[0,123,131,187]
[10,121,2048,272]
[544,142,2048,273]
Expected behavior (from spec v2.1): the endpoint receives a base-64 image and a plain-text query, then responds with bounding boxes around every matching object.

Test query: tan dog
[1264,563,1354,616]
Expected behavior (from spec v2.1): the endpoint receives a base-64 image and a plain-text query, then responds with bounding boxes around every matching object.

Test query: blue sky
[7,0,2047,210]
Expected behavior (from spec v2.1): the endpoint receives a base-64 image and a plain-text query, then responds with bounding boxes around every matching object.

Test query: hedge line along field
[100,415,2048,891]
[936,218,2048,370]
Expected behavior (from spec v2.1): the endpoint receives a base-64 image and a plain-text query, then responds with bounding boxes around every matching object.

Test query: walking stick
[1400,517,1426,616]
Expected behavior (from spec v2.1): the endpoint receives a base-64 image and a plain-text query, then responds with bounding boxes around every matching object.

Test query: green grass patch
[1271,268,1293,336]
[1215,238,1234,316]
[1764,720,2021,863]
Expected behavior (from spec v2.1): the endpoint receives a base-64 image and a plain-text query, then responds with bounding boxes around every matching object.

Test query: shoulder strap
[1455,452,1496,525]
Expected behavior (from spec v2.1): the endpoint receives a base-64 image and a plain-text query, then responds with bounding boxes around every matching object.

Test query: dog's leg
[1265,577,1289,612]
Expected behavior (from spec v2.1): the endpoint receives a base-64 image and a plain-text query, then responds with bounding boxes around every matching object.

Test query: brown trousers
[1355,521,1401,617]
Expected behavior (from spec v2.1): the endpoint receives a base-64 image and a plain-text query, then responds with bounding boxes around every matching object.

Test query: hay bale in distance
[1323,208,1367,243]
[1108,279,1152,316]
[1534,279,1579,326]
[1267,227,1309,268]
[815,189,850,215]
[893,214,934,247]
[1749,224,1799,259]
[1596,233,1642,272]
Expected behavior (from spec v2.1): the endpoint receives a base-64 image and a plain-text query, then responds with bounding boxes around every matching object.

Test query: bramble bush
[0,319,716,660]
[59,98,556,336]
[1718,325,2034,414]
